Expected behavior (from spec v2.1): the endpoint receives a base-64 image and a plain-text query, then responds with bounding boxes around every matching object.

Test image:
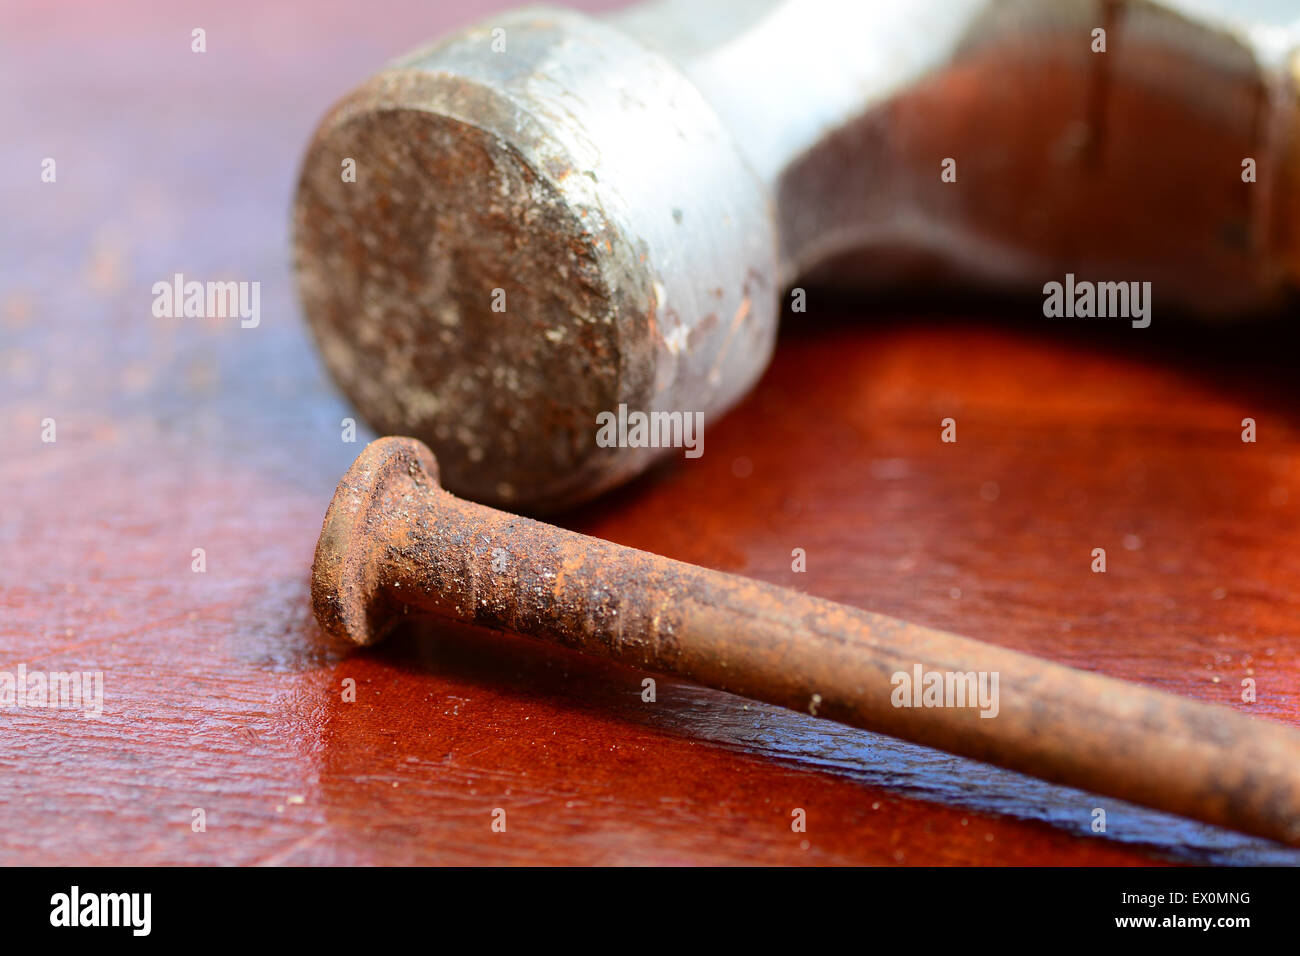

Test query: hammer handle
[619,0,1300,313]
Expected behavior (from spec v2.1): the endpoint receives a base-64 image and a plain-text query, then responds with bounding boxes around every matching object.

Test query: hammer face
[293,8,778,511]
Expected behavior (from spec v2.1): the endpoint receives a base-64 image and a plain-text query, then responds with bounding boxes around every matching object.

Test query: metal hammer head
[294,7,777,512]
[298,0,1300,512]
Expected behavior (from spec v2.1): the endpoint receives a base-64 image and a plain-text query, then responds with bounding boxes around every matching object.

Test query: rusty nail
[313,437,1300,846]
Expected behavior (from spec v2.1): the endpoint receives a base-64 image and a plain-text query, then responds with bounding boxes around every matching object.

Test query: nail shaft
[314,438,1300,846]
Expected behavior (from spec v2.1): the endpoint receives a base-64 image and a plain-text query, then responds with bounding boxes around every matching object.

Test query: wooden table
[3,0,1298,865]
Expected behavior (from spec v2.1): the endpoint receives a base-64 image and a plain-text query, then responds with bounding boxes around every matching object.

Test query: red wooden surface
[3,0,1299,865]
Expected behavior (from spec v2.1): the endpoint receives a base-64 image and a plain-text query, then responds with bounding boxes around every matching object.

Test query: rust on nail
[314,437,1300,847]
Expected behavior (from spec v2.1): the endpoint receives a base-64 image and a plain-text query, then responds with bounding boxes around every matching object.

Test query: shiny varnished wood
[2,0,1298,865]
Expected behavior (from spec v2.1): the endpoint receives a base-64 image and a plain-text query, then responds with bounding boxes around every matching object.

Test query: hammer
[294,0,1300,510]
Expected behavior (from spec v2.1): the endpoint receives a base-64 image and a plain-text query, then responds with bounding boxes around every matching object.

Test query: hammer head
[294,8,777,512]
